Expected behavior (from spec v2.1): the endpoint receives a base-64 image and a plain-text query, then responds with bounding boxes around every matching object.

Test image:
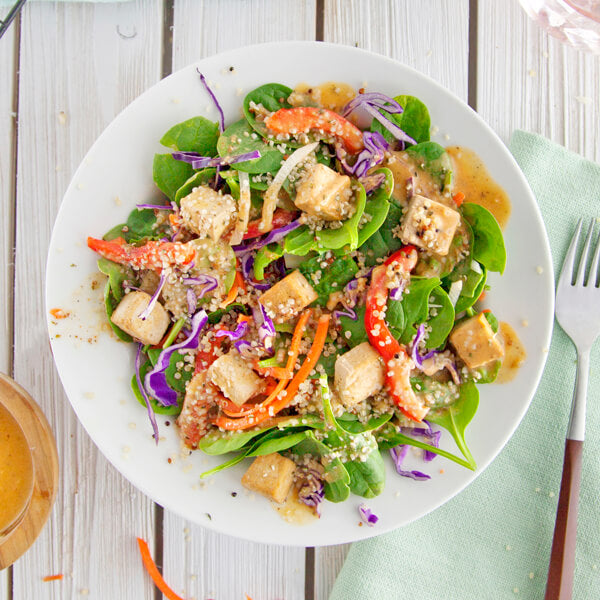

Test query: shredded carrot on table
[137,537,186,600]
[42,574,64,582]
[214,312,330,430]
[453,191,465,206]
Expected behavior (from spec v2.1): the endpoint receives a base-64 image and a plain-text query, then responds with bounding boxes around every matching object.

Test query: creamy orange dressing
[496,322,527,383]
[0,403,34,534]
[447,146,511,229]
[292,82,356,113]
[273,487,318,525]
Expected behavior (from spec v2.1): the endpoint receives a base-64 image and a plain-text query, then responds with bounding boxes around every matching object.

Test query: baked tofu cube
[294,163,353,221]
[258,270,318,322]
[450,313,504,369]
[334,342,385,407]
[110,291,170,345]
[180,185,237,241]
[399,194,460,256]
[208,351,265,406]
[241,453,296,503]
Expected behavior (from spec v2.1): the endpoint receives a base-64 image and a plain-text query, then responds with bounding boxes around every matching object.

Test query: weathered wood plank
[11,2,162,598]
[161,2,316,599]
[0,15,16,600]
[316,1,470,597]
[478,0,600,162]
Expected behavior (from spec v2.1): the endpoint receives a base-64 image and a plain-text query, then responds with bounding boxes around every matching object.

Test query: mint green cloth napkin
[330,131,600,600]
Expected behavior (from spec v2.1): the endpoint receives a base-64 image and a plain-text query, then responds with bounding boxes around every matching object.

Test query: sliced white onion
[448,280,463,307]
[230,171,251,245]
[470,260,482,274]
[260,141,319,232]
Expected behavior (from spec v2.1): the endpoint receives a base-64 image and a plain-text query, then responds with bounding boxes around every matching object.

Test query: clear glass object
[518,0,600,53]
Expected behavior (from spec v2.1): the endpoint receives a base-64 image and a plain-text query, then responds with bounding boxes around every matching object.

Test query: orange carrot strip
[49,308,69,319]
[453,191,465,207]
[221,269,244,308]
[481,308,492,314]
[214,313,330,430]
[42,574,64,582]
[136,538,186,600]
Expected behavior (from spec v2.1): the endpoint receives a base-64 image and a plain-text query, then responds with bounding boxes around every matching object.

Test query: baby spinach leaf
[406,142,453,191]
[207,302,248,325]
[357,168,393,247]
[126,208,159,242]
[217,119,287,173]
[461,203,506,274]
[153,153,194,201]
[315,184,367,251]
[174,168,217,204]
[160,116,219,155]
[371,94,431,145]
[131,361,182,415]
[470,360,501,384]
[336,413,392,434]
[283,226,317,256]
[103,223,127,241]
[359,200,404,266]
[454,265,487,313]
[426,286,455,349]
[339,303,368,348]
[248,431,309,456]
[345,434,386,498]
[385,298,405,340]
[97,258,128,301]
[376,424,475,470]
[298,254,358,305]
[427,381,479,469]
[165,350,194,394]
[103,281,132,342]
[399,276,442,344]
[243,83,293,138]
[291,430,351,502]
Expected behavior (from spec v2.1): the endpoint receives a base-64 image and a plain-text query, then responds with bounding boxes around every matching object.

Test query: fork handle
[544,438,583,600]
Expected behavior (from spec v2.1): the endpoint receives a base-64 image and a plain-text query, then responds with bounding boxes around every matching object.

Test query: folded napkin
[330,131,600,600]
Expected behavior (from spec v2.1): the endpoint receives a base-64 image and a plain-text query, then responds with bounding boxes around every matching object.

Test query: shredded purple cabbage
[298,471,325,515]
[362,172,386,194]
[253,304,275,353]
[400,420,442,462]
[389,279,406,301]
[144,310,208,406]
[409,324,437,368]
[240,253,270,291]
[183,274,218,298]
[135,343,159,444]
[215,320,249,342]
[197,70,225,132]
[362,103,416,146]
[172,150,261,170]
[358,503,379,526]
[234,339,254,357]
[138,273,167,321]
[333,306,357,321]
[232,220,302,255]
[338,131,388,179]
[186,288,197,315]
[389,446,431,481]
[341,92,404,118]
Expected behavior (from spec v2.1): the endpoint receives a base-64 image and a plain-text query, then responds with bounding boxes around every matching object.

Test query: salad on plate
[86,76,508,518]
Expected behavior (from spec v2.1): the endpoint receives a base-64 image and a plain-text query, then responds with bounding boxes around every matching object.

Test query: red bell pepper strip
[264,107,364,154]
[87,236,195,272]
[243,209,297,239]
[365,246,429,422]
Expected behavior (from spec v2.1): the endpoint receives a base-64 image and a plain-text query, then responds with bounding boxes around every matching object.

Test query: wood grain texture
[10,2,163,598]
[160,2,316,599]
[0,18,16,600]
[0,17,16,378]
[0,374,59,571]
[316,1,471,597]
[478,0,600,162]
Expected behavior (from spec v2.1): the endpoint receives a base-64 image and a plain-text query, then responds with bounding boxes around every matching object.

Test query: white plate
[46,42,554,547]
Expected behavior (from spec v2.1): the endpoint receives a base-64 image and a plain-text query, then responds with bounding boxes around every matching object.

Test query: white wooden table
[1,1,598,598]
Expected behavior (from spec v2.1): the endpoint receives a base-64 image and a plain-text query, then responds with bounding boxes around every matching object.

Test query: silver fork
[545,218,600,600]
